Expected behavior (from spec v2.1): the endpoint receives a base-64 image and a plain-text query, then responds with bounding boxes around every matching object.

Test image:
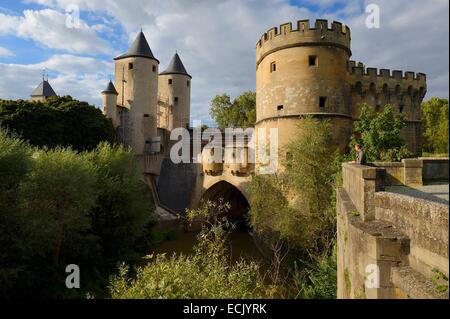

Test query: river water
[152,226,267,265]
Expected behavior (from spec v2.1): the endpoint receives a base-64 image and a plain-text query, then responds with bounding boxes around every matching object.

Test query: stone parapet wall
[421,157,449,181]
[372,158,423,186]
[337,187,410,299]
[374,192,449,279]
[337,161,449,299]
[342,163,384,221]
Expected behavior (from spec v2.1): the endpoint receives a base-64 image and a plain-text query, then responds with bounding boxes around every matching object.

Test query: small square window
[277,105,284,111]
[399,106,404,113]
[174,97,179,103]
[309,55,318,66]
[270,62,276,72]
[168,79,173,85]
[152,65,156,72]
[319,97,327,108]
[143,114,150,118]
[128,62,134,70]
[187,81,190,87]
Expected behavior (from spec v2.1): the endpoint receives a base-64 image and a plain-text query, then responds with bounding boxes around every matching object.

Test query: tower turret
[114,31,160,154]
[101,81,119,127]
[255,19,353,164]
[158,52,192,130]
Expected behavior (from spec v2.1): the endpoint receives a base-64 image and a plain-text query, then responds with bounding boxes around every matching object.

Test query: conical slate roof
[102,81,118,95]
[160,52,191,78]
[114,31,158,62]
[31,80,57,98]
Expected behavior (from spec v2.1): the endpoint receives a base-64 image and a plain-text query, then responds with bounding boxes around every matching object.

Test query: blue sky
[0,0,448,122]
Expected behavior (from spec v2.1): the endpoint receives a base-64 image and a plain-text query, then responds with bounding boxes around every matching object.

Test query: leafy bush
[350,104,412,162]
[109,201,266,299]
[291,246,337,299]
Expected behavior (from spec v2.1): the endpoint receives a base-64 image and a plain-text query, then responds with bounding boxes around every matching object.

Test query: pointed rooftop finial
[42,69,45,81]
[102,80,119,95]
[114,30,158,62]
[160,51,191,78]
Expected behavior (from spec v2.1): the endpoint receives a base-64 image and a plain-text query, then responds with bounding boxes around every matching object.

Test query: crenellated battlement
[256,19,351,65]
[348,60,427,97]
[348,60,426,82]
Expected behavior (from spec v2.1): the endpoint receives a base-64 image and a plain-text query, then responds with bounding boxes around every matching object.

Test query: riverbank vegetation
[248,117,342,298]
[0,129,154,298]
[110,200,267,298]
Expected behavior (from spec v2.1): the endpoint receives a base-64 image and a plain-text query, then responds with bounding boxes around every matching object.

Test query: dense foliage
[249,118,339,253]
[109,201,266,299]
[350,104,411,162]
[209,91,256,128]
[422,98,449,155]
[248,117,342,298]
[0,96,116,151]
[0,130,154,298]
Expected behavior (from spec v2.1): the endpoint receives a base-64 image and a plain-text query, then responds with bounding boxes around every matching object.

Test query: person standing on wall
[352,143,367,165]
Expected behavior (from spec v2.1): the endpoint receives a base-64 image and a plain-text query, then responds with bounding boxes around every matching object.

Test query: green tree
[19,148,99,266]
[422,98,449,154]
[209,91,256,128]
[249,117,338,253]
[351,104,411,162]
[0,96,116,152]
[0,130,33,297]
[248,117,341,298]
[0,129,155,298]
[88,143,155,262]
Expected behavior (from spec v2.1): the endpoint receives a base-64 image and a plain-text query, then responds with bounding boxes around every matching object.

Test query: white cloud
[0,54,113,106]
[0,47,14,57]
[0,9,111,54]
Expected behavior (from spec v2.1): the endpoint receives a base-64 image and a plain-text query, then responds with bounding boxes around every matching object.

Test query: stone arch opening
[201,181,250,228]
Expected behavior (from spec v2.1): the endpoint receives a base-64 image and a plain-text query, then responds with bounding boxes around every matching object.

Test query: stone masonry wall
[337,162,449,299]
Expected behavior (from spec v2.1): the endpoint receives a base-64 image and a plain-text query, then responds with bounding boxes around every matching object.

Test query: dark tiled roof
[160,52,191,78]
[31,80,57,97]
[114,31,158,62]
[102,81,118,95]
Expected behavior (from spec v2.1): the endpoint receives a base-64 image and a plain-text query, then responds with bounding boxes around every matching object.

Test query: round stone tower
[101,80,119,127]
[114,31,159,154]
[158,52,192,130]
[255,19,353,160]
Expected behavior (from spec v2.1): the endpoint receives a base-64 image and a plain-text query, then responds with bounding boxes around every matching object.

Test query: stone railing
[337,160,449,299]
[372,157,449,186]
[421,157,449,182]
[374,192,448,279]
[342,163,384,221]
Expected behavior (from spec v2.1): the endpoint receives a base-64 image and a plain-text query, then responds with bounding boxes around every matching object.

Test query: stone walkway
[386,182,449,205]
